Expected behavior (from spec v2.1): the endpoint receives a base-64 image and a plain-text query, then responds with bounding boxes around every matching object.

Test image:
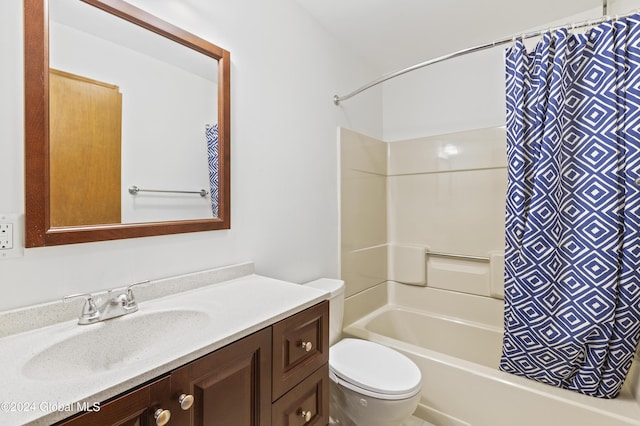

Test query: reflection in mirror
[24,0,230,246]
[50,0,218,225]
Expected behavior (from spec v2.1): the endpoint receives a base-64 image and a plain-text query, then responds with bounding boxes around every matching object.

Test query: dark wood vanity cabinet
[271,302,330,426]
[55,301,329,426]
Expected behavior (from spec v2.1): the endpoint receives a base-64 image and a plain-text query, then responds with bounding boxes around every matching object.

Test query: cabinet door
[171,327,272,426]
[56,376,171,426]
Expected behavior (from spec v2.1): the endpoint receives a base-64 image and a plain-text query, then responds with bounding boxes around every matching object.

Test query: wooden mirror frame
[24,0,230,247]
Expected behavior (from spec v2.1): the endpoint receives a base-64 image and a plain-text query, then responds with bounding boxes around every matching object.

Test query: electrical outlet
[0,223,13,249]
[0,214,23,259]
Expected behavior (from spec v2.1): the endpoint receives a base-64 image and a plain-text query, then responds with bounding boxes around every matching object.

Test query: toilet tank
[304,279,345,346]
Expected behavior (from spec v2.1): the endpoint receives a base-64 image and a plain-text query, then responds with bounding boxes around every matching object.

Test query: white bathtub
[343,282,640,426]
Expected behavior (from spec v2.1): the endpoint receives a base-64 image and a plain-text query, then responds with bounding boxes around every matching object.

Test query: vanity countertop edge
[0,266,329,426]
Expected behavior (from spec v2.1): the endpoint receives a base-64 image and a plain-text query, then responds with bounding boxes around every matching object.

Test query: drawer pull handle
[299,409,312,422]
[178,393,194,410]
[300,341,313,352]
[154,408,171,426]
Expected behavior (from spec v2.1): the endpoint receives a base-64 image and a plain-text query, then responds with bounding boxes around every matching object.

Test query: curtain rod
[333,9,637,106]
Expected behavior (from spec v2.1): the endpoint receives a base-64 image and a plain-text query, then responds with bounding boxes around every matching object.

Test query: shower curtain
[206,123,219,218]
[500,15,640,398]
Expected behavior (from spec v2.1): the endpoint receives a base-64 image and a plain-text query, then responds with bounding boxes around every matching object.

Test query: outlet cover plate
[0,213,24,259]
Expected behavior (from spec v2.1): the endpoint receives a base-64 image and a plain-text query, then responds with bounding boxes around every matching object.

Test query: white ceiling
[295,0,606,74]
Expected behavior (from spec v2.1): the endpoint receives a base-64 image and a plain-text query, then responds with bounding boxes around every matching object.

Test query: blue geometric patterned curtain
[206,123,219,218]
[500,15,640,398]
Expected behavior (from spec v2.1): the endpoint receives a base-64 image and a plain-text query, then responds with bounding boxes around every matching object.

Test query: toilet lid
[329,338,422,400]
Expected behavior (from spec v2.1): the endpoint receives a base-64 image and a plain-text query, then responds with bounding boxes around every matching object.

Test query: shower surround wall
[340,129,388,298]
[339,126,640,416]
[340,126,507,299]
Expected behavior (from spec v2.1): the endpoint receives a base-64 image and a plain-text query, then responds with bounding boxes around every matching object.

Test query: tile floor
[329,415,436,426]
[403,415,437,426]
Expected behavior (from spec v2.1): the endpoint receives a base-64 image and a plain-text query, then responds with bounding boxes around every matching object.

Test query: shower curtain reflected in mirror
[500,15,640,398]
[206,123,219,218]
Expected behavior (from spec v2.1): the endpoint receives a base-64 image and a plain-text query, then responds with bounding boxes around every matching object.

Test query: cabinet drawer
[272,301,329,400]
[55,376,171,426]
[272,364,329,426]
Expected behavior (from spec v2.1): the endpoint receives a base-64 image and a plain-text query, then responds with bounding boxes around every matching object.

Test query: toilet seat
[329,338,422,400]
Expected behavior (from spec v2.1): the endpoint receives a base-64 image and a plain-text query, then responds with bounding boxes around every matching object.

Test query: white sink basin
[23,309,211,380]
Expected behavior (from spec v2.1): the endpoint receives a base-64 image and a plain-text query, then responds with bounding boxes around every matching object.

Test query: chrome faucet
[63,281,150,325]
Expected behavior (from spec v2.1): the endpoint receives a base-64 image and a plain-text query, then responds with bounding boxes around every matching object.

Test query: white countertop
[0,271,328,425]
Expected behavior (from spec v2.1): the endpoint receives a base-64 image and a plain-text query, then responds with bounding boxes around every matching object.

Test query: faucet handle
[125,280,150,306]
[63,293,99,324]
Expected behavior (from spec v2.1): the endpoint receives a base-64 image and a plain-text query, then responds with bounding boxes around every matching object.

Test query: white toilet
[305,279,422,426]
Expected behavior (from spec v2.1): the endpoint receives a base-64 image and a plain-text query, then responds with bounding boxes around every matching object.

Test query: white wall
[0,0,382,311]
[382,2,640,141]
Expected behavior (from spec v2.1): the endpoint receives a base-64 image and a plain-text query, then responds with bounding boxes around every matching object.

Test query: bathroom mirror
[24,0,231,247]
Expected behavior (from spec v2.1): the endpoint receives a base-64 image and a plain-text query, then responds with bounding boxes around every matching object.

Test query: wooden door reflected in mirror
[49,69,123,227]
